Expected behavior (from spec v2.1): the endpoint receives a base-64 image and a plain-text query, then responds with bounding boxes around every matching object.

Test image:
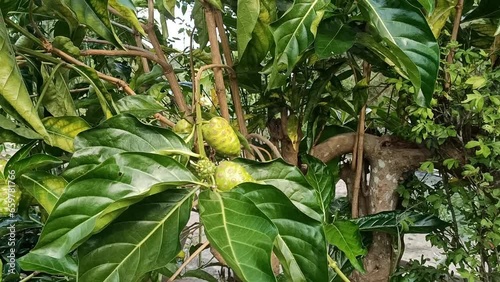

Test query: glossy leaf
[302,155,335,222]
[463,0,500,22]
[115,95,165,118]
[43,116,91,153]
[78,188,195,282]
[0,114,41,143]
[63,114,195,180]
[358,0,440,106]
[237,0,260,55]
[40,65,77,117]
[65,0,122,47]
[199,190,278,282]
[417,0,434,14]
[19,172,67,214]
[233,183,328,282]
[315,20,355,59]
[0,15,50,142]
[426,0,457,38]
[3,141,37,176]
[234,158,323,221]
[18,253,77,277]
[9,154,62,177]
[268,0,327,88]
[29,152,200,259]
[353,210,449,234]
[324,220,367,272]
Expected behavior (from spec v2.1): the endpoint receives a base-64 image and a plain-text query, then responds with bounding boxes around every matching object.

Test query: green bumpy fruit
[0,181,22,217]
[215,161,254,191]
[52,36,80,57]
[173,119,193,134]
[193,158,216,180]
[202,117,241,157]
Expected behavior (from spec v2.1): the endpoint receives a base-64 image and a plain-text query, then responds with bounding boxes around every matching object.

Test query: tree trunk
[312,133,430,282]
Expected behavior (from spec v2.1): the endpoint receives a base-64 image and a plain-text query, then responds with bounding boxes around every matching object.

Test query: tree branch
[444,0,464,91]
[247,133,282,158]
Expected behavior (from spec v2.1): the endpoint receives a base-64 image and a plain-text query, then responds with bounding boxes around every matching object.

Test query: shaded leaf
[9,154,62,177]
[324,220,367,272]
[3,141,37,176]
[234,158,323,221]
[358,0,440,106]
[237,0,260,55]
[18,253,77,277]
[115,95,165,118]
[29,152,200,259]
[0,114,41,143]
[0,214,41,237]
[63,114,195,180]
[463,0,500,22]
[315,20,355,59]
[78,188,195,282]
[426,0,457,38]
[233,183,328,282]
[302,154,335,222]
[199,190,278,282]
[19,171,67,214]
[417,0,435,14]
[43,116,91,153]
[110,0,145,35]
[40,65,77,117]
[0,14,50,142]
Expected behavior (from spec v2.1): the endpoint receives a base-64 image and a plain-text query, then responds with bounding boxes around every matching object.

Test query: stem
[328,256,350,282]
[167,241,210,282]
[250,144,266,161]
[247,133,282,158]
[19,271,40,282]
[5,18,42,46]
[134,30,151,73]
[203,4,230,121]
[35,62,65,110]
[444,0,464,92]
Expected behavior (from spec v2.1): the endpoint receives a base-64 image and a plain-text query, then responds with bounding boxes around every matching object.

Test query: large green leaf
[0,14,50,142]
[358,0,440,106]
[234,158,323,221]
[40,65,77,117]
[115,95,165,118]
[0,114,41,143]
[353,210,449,235]
[63,114,195,180]
[27,152,200,259]
[301,155,335,222]
[78,188,195,282]
[3,141,37,176]
[315,20,355,59]
[324,220,367,272]
[426,0,457,38]
[19,171,67,214]
[233,183,328,282]
[463,0,500,22]
[199,190,278,282]
[267,0,327,89]
[43,116,91,153]
[64,0,122,47]
[18,253,77,277]
[9,154,63,177]
[237,0,260,56]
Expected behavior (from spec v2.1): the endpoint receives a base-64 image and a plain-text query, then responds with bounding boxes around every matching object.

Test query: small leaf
[465,76,487,89]
[43,116,91,152]
[78,188,196,282]
[353,211,449,234]
[199,190,278,282]
[286,114,299,151]
[19,172,67,214]
[324,220,367,272]
[18,253,77,277]
[29,152,200,259]
[115,95,165,118]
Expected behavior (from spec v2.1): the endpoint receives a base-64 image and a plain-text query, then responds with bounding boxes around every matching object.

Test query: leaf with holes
[43,116,91,153]
[19,172,67,214]
[324,220,367,272]
[358,0,440,106]
[63,114,195,180]
[199,190,278,282]
[78,188,195,282]
[234,158,322,221]
[26,152,200,259]
[233,183,328,282]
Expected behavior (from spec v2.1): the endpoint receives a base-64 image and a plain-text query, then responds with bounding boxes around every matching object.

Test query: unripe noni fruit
[202,117,240,157]
[193,158,216,181]
[173,119,193,134]
[0,181,22,217]
[215,161,254,191]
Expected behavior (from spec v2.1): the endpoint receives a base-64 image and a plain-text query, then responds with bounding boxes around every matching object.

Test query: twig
[19,271,40,282]
[134,30,151,72]
[444,0,464,91]
[328,256,350,282]
[351,61,371,218]
[83,38,152,51]
[203,3,230,120]
[247,133,282,158]
[167,241,210,282]
[250,144,266,161]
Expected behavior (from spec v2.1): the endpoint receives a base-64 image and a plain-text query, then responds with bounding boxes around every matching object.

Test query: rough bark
[312,133,430,282]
